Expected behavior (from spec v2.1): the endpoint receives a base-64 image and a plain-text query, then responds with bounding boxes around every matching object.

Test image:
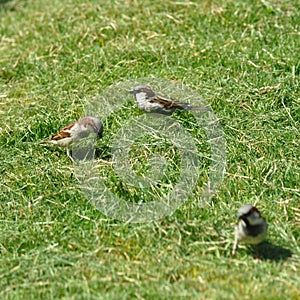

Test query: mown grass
[0,0,299,299]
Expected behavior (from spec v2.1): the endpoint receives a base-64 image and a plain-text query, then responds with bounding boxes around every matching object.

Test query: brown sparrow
[39,116,103,161]
[232,204,268,256]
[129,85,211,115]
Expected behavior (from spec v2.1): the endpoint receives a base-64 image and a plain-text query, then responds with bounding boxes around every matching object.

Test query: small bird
[39,116,103,161]
[129,85,211,115]
[232,204,268,257]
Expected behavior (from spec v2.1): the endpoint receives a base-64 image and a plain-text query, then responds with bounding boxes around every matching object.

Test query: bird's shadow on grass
[95,146,112,160]
[40,145,112,161]
[257,241,292,262]
[72,146,111,161]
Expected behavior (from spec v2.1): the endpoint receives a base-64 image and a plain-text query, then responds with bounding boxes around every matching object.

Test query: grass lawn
[0,0,299,299]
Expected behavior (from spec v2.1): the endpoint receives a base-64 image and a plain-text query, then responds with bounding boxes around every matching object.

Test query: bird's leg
[66,148,75,163]
[253,245,262,262]
[231,235,238,257]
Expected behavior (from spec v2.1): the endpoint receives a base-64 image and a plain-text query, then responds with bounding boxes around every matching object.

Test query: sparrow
[39,116,103,161]
[232,204,268,257]
[129,85,211,115]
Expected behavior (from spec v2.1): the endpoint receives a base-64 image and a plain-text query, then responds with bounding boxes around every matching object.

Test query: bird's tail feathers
[186,105,212,112]
[38,138,51,144]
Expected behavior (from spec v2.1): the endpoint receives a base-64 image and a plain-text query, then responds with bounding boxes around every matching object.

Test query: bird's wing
[149,95,186,109]
[51,121,75,140]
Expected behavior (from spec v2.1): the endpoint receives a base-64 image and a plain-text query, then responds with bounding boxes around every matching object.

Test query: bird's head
[129,85,155,97]
[237,204,264,226]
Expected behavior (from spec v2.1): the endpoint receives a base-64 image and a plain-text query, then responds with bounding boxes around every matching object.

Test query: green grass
[0,0,299,299]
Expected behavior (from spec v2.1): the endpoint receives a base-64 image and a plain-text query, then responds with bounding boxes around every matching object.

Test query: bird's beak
[128,89,134,94]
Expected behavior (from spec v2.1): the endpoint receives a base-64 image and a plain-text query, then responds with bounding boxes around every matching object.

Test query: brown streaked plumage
[39,116,103,161]
[129,85,211,115]
[51,122,74,140]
